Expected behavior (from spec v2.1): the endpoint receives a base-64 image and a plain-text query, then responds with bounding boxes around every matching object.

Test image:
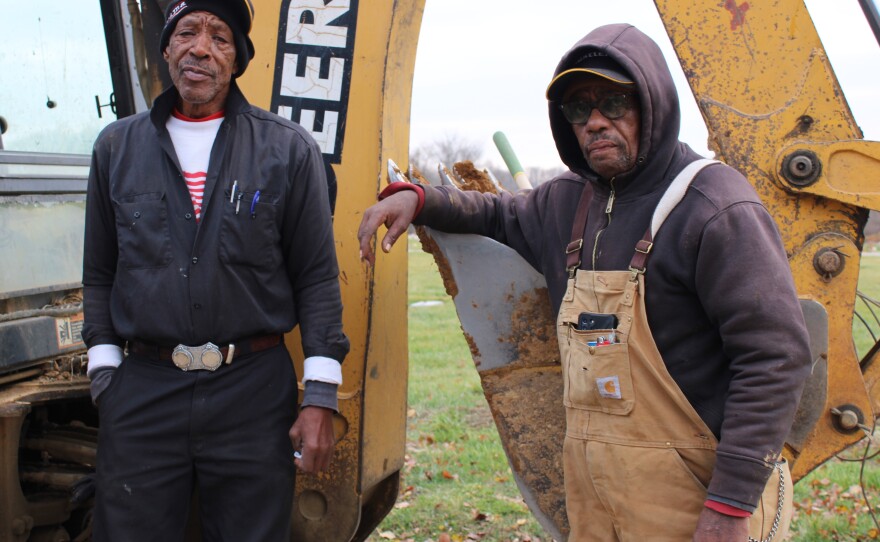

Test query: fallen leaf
[379,531,396,539]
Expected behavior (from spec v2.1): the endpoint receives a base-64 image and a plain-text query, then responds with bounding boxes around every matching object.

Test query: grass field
[366,239,880,542]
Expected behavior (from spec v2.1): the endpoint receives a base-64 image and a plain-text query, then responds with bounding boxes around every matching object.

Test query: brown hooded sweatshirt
[412,24,811,511]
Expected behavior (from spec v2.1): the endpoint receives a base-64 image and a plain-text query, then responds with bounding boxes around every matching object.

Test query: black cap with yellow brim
[546,51,634,100]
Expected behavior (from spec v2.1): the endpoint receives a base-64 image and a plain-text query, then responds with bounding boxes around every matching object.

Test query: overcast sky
[410,0,880,171]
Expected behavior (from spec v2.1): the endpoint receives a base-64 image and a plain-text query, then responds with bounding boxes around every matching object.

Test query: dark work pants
[93,344,298,542]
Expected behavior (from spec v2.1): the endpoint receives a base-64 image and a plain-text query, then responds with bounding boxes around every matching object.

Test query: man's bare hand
[357,190,420,265]
[289,406,335,473]
[693,507,749,542]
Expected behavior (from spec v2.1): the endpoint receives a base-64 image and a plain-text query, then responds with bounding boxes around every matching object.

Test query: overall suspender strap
[566,182,595,277]
[629,159,720,275]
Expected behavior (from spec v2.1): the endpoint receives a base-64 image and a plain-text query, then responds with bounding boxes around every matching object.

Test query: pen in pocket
[250,190,261,218]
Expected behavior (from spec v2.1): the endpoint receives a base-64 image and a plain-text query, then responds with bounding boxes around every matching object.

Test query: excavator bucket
[388,159,569,540]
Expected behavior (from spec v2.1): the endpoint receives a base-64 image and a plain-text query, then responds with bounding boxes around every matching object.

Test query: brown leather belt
[128,334,282,371]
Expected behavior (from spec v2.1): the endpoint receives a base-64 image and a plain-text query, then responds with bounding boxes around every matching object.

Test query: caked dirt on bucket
[453,161,498,194]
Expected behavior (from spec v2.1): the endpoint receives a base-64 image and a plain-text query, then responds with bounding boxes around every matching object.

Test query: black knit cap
[160,0,255,78]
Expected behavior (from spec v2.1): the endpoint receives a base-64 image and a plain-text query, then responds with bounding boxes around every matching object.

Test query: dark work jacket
[82,83,349,364]
[415,24,811,511]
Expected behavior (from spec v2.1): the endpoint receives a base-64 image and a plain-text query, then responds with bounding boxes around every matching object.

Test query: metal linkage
[747,462,786,542]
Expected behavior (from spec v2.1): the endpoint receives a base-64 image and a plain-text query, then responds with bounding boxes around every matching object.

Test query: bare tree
[409,133,568,190]
[526,165,568,185]
[410,133,485,185]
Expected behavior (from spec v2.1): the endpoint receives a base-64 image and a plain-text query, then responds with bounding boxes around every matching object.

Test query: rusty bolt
[837,409,860,431]
[816,250,842,274]
[813,247,845,280]
[831,405,864,433]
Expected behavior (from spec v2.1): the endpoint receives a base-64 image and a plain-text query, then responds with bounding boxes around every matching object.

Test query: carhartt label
[596,376,622,399]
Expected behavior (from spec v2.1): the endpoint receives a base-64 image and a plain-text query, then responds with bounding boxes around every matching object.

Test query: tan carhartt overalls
[557,160,792,541]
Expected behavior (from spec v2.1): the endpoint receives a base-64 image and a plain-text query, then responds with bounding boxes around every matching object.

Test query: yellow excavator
[0,1,878,540]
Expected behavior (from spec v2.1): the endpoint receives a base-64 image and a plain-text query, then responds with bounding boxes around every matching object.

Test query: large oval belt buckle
[171,342,223,371]
[172,345,194,371]
[199,342,223,371]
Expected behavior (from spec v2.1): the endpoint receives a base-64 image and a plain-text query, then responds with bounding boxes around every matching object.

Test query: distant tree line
[409,133,566,190]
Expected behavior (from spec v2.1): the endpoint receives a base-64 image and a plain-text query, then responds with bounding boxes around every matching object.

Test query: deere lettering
[271,0,358,164]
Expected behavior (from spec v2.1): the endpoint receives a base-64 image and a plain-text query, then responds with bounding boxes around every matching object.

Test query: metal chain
[748,462,786,542]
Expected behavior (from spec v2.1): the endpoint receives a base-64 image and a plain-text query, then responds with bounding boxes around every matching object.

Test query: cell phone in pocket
[577,312,618,331]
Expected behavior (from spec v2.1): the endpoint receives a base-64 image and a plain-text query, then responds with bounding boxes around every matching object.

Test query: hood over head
[547,24,682,193]
[546,50,634,100]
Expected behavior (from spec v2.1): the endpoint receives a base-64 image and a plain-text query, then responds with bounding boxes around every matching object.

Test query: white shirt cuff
[303,356,343,385]
[86,344,124,377]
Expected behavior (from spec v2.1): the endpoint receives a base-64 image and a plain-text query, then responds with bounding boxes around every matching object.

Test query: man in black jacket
[83,1,349,539]
[358,24,810,541]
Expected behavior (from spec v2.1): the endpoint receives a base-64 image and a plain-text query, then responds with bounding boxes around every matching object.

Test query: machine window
[0,0,115,154]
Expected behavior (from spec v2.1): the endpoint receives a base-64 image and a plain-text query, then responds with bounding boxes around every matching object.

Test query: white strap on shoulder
[649,159,719,238]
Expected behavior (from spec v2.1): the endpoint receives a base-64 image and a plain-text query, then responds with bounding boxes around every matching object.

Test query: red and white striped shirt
[166,109,224,221]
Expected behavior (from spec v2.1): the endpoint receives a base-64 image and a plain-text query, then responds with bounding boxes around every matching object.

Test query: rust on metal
[477,288,565,533]
[813,247,845,278]
[505,288,558,367]
[462,332,482,367]
[724,0,750,31]
[1,380,98,541]
[480,365,568,538]
[415,227,459,299]
[37,355,88,383]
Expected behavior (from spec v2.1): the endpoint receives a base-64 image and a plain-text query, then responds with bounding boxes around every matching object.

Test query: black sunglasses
[559,93,637,124]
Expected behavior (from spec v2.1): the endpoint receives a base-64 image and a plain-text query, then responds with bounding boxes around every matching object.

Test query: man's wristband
[378,182,425,218]
[704,499,752,518]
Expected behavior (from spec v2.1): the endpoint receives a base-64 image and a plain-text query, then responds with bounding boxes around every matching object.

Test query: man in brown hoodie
[358,24,810,541]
